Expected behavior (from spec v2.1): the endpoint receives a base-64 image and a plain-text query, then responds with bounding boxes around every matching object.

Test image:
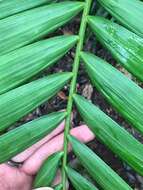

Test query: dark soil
[10,1,143,189]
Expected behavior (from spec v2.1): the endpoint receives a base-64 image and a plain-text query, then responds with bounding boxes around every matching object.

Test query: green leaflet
[0,112,65,163]
[0,1,84,55]
[34,152,63,188]
[0,0,54,19]
[74,94,143,176]
[0,72,72,132]
[81,52,143,134]
[66,166,98,190]
[54,184,63,190]
[69,136,132,190]
[98,0,143,38]
[88,16,143,82]
[0,35,78,95]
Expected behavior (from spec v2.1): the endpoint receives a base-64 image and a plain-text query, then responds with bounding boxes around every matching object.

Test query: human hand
[0,122,95,190]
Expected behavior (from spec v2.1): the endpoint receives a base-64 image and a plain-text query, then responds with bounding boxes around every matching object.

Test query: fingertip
[70,125,95,142]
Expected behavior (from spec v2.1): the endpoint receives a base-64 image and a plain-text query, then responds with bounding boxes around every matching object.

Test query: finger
[21,125,95,175]
[12,121,65,163]
[52,169,62,186]
[12,113,73,163]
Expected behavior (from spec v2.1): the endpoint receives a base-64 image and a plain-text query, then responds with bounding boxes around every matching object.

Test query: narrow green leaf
[54,184,63,190]
[69,135,132,190]
[81,52,143,134]
[0,72,72,132]
[88,16,143,82]
[0,0,54,19]
[66,166,98,190]
[0,35,78,94]
[0,1,84,55]
[74,94,143,176]
[98,0,143,38]
[0,112,65,163]
[34,152,63,188]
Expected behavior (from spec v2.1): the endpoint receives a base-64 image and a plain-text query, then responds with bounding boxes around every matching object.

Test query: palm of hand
[0,164,32,190]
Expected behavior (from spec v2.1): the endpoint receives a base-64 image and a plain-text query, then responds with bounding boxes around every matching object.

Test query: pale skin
[0,121,95,190]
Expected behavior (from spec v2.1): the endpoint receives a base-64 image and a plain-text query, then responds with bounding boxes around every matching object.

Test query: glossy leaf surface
[74,94,143,176]
[0,35,78,94]
[0,112,65,163]
[81,52,143,134]
[0,1,84,55]
[34,152,63,188]
[54,184,63,190]
[0,72,72,131]
[98,0,143,38]
[66,166,98,190]
[88,16,143,82]
[0,0,54,19]
[69,136,132,190]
